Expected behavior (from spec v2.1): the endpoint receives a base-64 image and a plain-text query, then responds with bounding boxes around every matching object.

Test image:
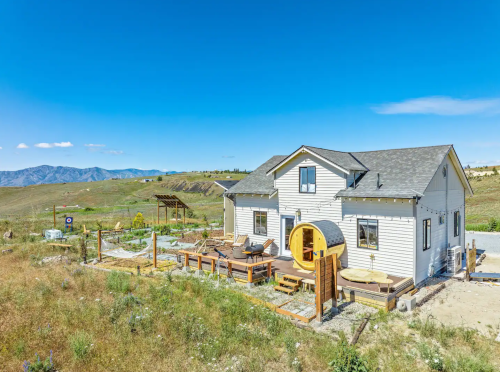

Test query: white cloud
[84,144,106,147]
[372,96,500,116]
[103,150,124,155]
[0,147,2,150]
[34,141,74,148]
[35,143,53,148]
[54,142,73,147]
[17,143,29,149]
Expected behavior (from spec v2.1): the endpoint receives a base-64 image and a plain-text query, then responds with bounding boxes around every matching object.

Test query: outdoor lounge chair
[232,235,248,248]
[261,239,275,256]
[83,225,91,237]
[232,235,248,259]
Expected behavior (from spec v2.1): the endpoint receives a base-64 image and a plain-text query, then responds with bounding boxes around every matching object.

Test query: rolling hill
[0,165,170,186]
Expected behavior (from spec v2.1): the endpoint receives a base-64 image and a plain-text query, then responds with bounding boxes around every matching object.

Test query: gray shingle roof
[305,146,368,171]
[228,144,459,198]
[225,155,287,195]
[213,180,240,190]
[336,145,452,198]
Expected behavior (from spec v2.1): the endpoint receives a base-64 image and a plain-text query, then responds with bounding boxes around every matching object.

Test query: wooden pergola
[154,194,190,224]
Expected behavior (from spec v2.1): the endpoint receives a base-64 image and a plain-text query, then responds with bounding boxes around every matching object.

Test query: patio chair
[262,239,275,257]
[232,235,248,259]
[231,235,248,248]
[83,225,91,237]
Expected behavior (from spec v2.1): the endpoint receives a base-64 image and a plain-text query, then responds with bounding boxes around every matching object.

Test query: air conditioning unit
[447,246,462,274]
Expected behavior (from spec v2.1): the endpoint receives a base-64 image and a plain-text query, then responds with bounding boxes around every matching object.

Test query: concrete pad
[246,282,255,289]
[194,270,204,277]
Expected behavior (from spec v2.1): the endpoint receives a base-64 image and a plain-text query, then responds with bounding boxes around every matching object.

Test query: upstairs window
[358,219,378,249]
[254,211,267,235]
[300,167,316,193]
[423,219,431,251]
[454,211,461,237]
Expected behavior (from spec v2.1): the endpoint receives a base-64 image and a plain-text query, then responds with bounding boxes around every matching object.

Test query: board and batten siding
[234,195,280,253]
[415,153,466,284]
[340,199,415,279]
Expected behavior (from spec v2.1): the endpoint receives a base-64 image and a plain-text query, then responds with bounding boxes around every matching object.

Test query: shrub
[328,336,370,372]
[106,271,132,293]
[132,213,145,228]
[69,331,93,360]
[157,175,163,181]
[201,229,209,240]
[487,218,498,232]
[186,209,196,218]
[84,207,94,212]
[23,350,55,372]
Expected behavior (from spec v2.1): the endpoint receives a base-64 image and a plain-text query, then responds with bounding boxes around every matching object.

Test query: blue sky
[0,0,499,171]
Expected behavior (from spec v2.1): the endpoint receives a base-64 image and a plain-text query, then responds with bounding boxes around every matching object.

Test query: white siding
[340,199,415,278]
[274,153,347,261]
[415,153,466,284]
[234,195,280,251]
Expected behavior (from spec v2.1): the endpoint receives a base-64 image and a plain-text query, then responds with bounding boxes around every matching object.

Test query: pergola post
[183,208,186,225]
[175,202,178,223]
[165,207,168,224]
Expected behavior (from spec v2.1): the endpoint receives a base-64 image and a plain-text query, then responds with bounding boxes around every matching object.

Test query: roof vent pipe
[377,173,380,189]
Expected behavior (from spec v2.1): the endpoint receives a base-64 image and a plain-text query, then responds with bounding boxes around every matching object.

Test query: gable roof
[266,145,367,175]
[224,155,287,195]
[337,144,464,198]
[213,180,240,191]
[227,144,472,199]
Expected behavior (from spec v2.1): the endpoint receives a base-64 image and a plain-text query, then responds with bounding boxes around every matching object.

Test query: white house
[220,145,473,286]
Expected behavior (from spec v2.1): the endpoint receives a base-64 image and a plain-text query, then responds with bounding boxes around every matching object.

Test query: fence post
[97,230,102,262]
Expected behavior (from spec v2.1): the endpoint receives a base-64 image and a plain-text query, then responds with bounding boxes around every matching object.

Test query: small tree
[132,212,145,228]
[80,237,87,262]
[201,229,209,240]
[493,167,498,176]
[186,209,196,218]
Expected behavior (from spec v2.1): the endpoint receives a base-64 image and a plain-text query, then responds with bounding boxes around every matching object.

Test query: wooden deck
[177,250,415,310]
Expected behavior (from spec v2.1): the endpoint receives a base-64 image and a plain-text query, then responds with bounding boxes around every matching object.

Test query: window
[439,215,445,225]
[423,219,431,250]
[357,219,378,249]
[454,211,460,237]
[254,211,267,235]
[299,167,316,193]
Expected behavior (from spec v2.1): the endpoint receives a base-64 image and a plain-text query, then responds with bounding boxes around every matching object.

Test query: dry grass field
[1,233,499,371]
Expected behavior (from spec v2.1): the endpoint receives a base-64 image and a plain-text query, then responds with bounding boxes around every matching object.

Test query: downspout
[445,164,449,248]
[413,198,417,284]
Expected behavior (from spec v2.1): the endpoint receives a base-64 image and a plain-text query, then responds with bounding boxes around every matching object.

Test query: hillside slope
[0,172,246,218]
[0,165,167,186]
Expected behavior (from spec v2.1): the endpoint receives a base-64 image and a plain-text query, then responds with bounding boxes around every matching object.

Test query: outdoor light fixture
[296,209,301,219]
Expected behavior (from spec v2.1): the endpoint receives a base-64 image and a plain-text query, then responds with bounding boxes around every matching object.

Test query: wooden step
[279,280,299,289]
[274,286,295,294]
[282,274,303,283]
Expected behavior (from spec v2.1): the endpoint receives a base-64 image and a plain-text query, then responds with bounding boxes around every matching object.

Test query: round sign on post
[66,217,73,224]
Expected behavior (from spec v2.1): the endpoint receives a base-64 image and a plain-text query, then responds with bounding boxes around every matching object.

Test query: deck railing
[178,250,275,283]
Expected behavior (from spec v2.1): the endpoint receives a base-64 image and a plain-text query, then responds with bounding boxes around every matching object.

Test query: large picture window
[299,166,316,193]
[254,211,267,235]
[454,211,460,237]
[357,219,378,249]
[423,219,431,251]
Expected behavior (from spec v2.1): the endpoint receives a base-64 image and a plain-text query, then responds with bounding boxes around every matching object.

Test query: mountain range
[0,165,169,187]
